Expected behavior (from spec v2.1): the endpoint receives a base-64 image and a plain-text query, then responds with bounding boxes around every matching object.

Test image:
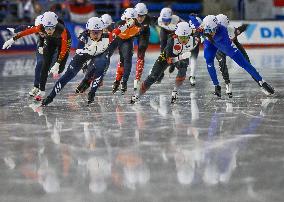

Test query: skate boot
[29,87,39,97]
[42,96,53,106]
[171,90,178,103]
[214,85,221,98]
[169,64,175,73]
[130,95,139,104]
[189,76,196,86]
[258,81,274,95]
[121,82,127,95]
[35,90,45,101]
[87,92,95,104]
[134,79,140,91]
[225,83,233,98]
[75,79,90,94]
[112,80,120,94]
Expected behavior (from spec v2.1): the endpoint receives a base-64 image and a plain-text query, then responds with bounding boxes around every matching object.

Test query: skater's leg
[34,50,43,88]
[216,50,230,84]
[231,50,262,82]
[87,53,108,103]
[47,54,92,100]
[121,39,134,84]
[204,40,219,86]
[140,54,168,95]
[135,34,149,81]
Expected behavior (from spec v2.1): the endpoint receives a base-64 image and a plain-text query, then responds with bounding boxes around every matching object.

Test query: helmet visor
[44,26,56,31]
[162,18,171,23]
[90,30,103,35]
[204,27,217,34]
[178,35,189,40]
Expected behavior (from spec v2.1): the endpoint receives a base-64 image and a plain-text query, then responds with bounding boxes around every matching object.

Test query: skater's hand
[196,26,204,33]
[2,38,15,49]
[180,52,191,60]
[167,57,173,64]
[76,48,84,55]
[76,48,92,55]
[7,28,15,34]
[38,47,43,54]
[125,18,135,28]
[50,62,60,74]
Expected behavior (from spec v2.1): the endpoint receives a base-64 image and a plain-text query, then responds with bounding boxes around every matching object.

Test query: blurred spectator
[67,0,96,23]
[50,3,70,21]
[23,0,35,22]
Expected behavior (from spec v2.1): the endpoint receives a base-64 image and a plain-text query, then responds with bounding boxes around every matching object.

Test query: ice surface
[0,49,284,202]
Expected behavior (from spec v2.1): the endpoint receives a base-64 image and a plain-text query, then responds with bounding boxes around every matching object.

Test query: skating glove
[50,62,60,74]
[76,47,94,55]
[117,18,135,33]
[38,47,43,54]
[2,38,15,49]
[172,52,192,63]
[7,28,15,34]
[76,41,98,56]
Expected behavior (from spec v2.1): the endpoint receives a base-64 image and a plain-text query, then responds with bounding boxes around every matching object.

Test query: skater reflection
[112,151,150,190]
[149,94,170,117]
[174,98,277,186]
[87,156,111,193]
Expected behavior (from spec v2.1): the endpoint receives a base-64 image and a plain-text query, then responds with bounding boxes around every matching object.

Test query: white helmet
[216,14,230,27]
[41,11,58,28]
[202,15,218,34]
[175,22,192,36]
[121,8,138,20]
[135,3,148,15]
[101,14,113,27]
[86,17,104,31]
[35,15,43,26]
[160,7,172,20]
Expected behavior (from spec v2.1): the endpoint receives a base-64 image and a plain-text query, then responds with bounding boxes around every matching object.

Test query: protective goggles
[204,27,217,34]
[162,18,171,23]
[89,30,103,35]
[44,26,56,31]
[178,35,189,40]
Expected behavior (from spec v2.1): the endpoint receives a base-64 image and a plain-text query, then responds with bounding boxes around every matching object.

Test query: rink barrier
[1,21,284,53]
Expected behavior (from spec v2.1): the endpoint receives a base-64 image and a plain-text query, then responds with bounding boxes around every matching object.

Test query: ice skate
[121,82,127,95]
[214,85,221,98]
[171,90,178,103]
[133,79,140,91]
[87,92,95,104]
[75,79,90,94]
[189,76,196,86]
[130,95,139,104]
[225,83,233,98]
[34,90,45,101]
[112,80,120,94]
[41,96,53,106]
[258,81,274,95]
[29,87,39,97]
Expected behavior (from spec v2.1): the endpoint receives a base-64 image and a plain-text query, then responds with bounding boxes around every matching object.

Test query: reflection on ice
[0,50,284,202]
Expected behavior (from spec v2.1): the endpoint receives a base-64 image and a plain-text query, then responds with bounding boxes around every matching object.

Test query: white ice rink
[0,48,284,202]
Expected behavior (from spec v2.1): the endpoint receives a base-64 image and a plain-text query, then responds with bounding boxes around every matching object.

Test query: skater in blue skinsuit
[200,15,274,97]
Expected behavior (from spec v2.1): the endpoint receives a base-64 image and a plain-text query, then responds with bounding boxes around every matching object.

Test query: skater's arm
[57,29,69,63]
[112,19,134,36]
[77,30,88,49]
[37,36,44,47]
[13,25,41,40]
[236,24,248,35]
